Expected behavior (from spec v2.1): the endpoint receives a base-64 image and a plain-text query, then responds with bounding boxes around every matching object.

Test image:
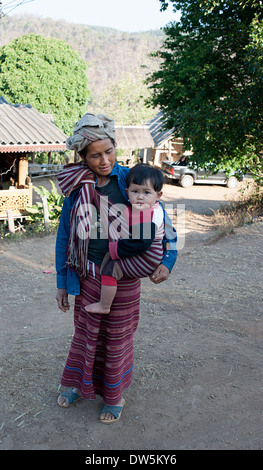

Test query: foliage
[29,151,69,165]
[0,15,164,123]
[0,34,90,134]
[147,0,263,184]
[214,182,263,236]
[0,181,64,240]
[26,180,64,227]
[89,72,156,125]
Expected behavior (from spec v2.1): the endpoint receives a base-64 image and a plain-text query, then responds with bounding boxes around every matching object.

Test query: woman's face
[82,138,116,181]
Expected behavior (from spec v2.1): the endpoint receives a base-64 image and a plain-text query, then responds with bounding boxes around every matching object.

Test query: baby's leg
[85,282,117,314]
[85,274,118,314]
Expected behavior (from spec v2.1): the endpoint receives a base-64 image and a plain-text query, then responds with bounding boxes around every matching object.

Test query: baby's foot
[85,302,110,315]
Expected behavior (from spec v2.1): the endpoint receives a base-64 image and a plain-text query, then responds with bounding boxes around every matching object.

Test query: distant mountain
[0,14,164,104]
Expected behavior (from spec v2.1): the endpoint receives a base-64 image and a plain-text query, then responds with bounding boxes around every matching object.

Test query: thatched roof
[0,96,67,153]
[115,126,154,150]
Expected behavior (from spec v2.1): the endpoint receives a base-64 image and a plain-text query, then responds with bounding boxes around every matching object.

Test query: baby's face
[126,179,162,211]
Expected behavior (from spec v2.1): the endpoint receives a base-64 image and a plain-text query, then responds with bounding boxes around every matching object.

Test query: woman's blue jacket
[56,162,177,295]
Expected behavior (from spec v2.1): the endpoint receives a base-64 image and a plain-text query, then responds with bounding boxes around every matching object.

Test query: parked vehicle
[161,157,242,188]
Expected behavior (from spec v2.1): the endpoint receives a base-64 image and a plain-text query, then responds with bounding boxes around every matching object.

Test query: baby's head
[126,163,164,211]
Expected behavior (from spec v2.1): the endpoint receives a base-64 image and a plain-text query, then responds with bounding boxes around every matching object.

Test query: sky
[2,0,181,32]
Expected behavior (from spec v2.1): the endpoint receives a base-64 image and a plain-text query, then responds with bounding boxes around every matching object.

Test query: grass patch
[213,181,263,237]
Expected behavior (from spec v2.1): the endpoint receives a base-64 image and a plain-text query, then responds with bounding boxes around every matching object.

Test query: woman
[55,113,177,423]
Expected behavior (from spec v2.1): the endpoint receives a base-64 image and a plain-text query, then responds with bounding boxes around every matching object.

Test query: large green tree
[0,34,90,135]
[148,0,263,183]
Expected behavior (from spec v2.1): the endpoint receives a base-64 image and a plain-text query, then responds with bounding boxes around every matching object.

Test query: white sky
[3,0,180,32]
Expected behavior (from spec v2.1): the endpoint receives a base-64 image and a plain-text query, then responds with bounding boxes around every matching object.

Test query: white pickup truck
[161,158,242,188]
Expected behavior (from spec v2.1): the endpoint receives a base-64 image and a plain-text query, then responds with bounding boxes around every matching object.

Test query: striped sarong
[60,262,141,405]
[117,238,163,279]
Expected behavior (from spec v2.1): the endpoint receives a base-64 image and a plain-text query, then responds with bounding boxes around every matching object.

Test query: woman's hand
[56,288,70,312]
[149,264,170,284]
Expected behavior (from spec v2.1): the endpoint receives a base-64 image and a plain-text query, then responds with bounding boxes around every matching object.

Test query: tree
[89,71,156,126]
[0,34,90,135]
[148,0,263,183]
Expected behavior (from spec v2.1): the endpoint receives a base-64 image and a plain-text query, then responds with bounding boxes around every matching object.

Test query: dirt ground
[1,179,262,451]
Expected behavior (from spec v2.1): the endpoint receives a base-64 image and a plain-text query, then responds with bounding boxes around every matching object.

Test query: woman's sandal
[100,398,125,424]
[57,388,82,408]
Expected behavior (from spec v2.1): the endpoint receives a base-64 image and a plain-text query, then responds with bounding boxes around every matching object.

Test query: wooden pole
[7,210,15,233]
[41,196,50,230]
[18,156,28,187]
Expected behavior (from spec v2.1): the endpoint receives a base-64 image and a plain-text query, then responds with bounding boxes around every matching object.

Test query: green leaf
[148,1,263,184]
[0,34,90,135]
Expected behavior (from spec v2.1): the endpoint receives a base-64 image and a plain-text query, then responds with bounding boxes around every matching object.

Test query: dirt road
[1,180,262,450]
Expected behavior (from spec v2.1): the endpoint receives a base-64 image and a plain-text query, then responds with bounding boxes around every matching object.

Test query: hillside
[0,14,164,110]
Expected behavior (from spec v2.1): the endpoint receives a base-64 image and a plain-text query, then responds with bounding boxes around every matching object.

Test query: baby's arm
[109,219,156,260]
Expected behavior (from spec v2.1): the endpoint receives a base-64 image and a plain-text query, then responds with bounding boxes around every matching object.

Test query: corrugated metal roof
[147,112,175,147]
[115,126,154,149]
[0,96,67,152]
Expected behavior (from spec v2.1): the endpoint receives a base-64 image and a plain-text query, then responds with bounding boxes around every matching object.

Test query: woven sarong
[117,238,163,279]
[101,238,163,281]
[60,262,141,405]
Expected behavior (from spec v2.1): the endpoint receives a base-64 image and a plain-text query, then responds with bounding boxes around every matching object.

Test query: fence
[0,184,33,232]
[28,164,64,178]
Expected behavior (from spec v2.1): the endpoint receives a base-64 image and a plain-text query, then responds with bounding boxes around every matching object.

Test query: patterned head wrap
[66,113,115,153]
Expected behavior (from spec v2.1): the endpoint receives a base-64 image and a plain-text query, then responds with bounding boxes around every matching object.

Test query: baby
[85,163,165,314]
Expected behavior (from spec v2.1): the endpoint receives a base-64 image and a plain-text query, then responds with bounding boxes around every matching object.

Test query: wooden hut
[145,112,192,167]
[0,96,67,221]
[115,125,154,165]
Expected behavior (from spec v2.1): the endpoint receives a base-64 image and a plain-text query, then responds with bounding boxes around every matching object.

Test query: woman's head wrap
[66,113,115,153]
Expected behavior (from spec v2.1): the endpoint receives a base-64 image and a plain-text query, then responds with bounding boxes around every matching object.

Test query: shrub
[26,180,64,229]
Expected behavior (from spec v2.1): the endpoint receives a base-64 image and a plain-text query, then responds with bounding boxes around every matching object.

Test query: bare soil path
[1,179,262,450]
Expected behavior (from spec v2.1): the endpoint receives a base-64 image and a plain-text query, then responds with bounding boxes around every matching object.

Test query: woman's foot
[100,397,125,424]
[57,388,82,408]
[85,302,110,314]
